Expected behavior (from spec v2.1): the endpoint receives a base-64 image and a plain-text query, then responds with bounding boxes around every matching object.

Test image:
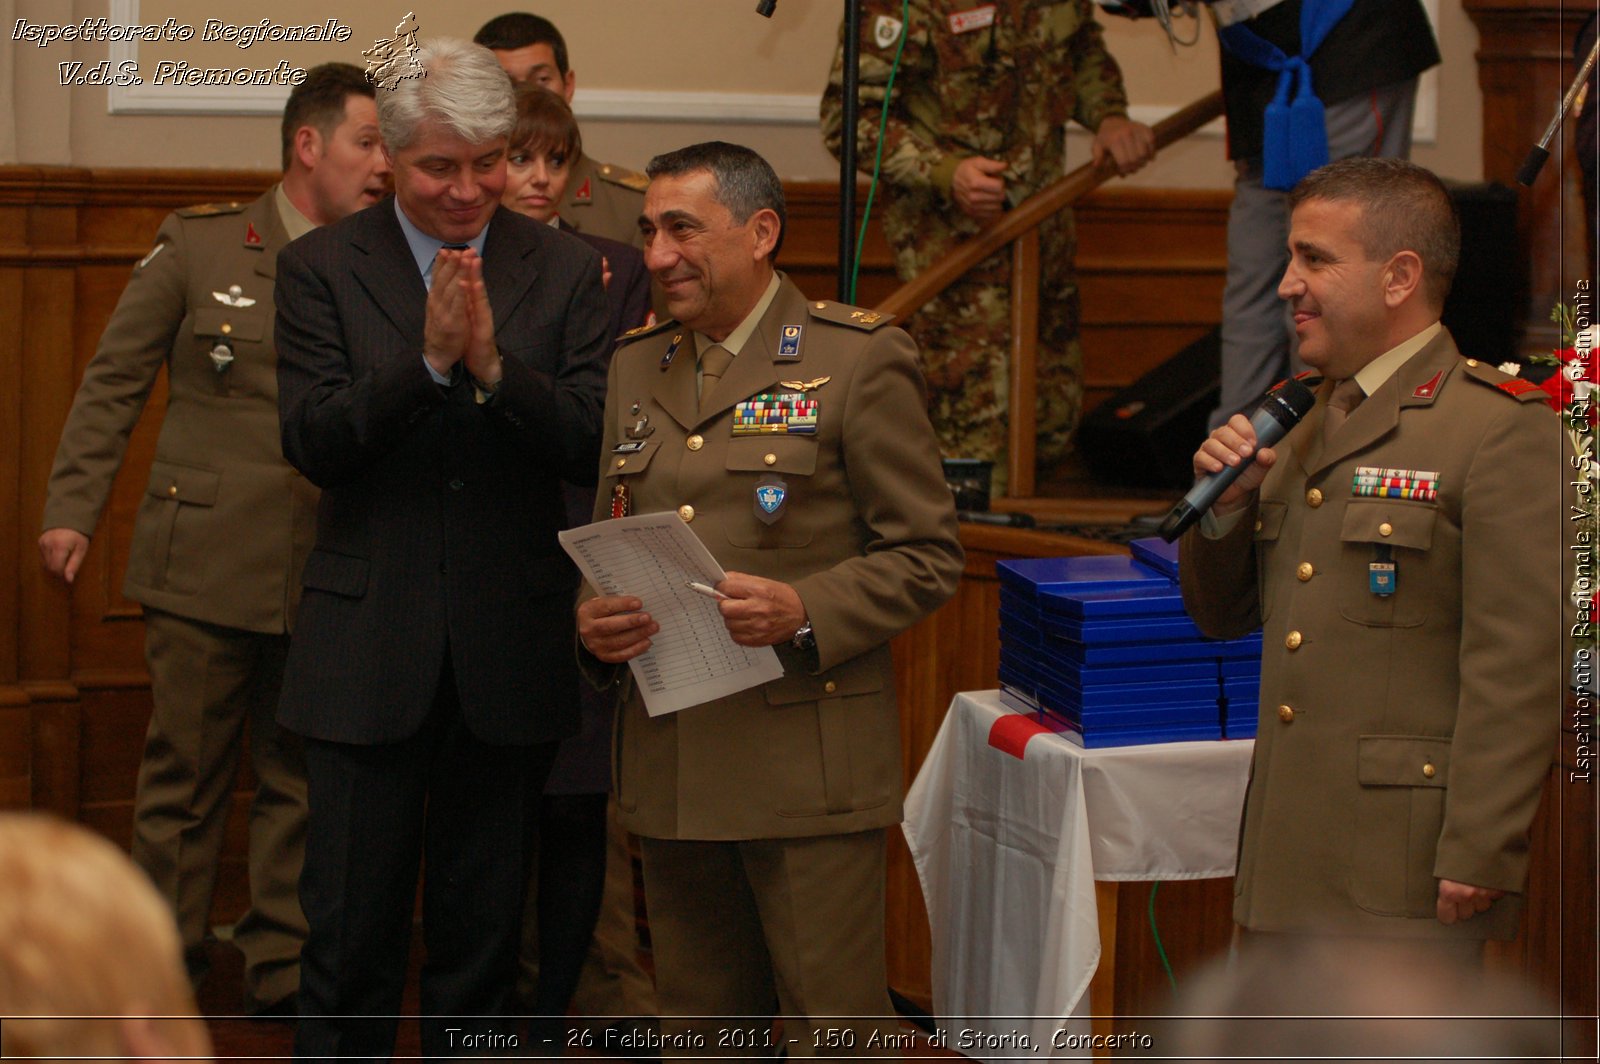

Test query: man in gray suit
[274,38,608,1058]
[37,63,387,1014]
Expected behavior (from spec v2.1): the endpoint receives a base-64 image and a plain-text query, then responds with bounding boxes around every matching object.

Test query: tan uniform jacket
[1180,330,1570,939]
[586,276,964,841]
[558,153,648,251]
[43,190,318,634]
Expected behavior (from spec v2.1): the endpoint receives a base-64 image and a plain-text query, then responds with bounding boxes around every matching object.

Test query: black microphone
[1157,375,1319,543]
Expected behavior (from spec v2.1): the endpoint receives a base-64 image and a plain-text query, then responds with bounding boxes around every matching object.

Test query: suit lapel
[252,189,288,283]
[1305,330,1459,478]
[653,326,701,432]
[350,198,426,342]
[482,206,539,335]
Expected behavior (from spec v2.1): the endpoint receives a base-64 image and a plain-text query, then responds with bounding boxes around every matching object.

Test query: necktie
[1322,378,1365,443]
[699,343,733,412]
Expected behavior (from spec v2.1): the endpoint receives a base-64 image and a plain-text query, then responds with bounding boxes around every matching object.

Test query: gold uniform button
[1254,519,1263,532]
[1278,704,1295,723]
[823,681,837,694]
[167,484,178,497]
[1306,488,1324,507]
[815,302,827,309]
[220,322,232,335]
[687,435,704,451]
[764,453,777,466]
[1296,562,1314,581]
[615,457,627,469]
[677,505,695,523]
[1422,762,1437,779]
[1378,522,1393,537]
[1285,630,1303,650]
[1465,359,1478,367]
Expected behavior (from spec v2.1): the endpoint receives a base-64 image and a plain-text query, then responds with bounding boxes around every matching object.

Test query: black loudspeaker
[1078,326,1221,491]
[1441,181,1521,368]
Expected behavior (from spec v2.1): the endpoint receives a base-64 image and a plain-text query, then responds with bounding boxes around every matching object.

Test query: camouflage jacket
[821,0,1131,203]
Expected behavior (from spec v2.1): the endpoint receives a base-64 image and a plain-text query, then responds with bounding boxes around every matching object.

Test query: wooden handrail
[872,90,1225,323]
[868,89,1224,502]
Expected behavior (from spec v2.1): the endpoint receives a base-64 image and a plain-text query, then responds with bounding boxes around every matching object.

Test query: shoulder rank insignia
[212,284,256,309]
[598,163,650,193]
[614,317,679,349]
[135,243,167,271]
[808,301,896,330]
[1461,358,1548,402]
[778,376,831,393]
[176,202,245,219]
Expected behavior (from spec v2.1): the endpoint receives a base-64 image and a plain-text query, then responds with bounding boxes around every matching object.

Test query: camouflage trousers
[884,200,1083,496]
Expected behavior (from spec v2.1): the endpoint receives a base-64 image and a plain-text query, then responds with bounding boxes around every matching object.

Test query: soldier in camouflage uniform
[822,0,1153,493]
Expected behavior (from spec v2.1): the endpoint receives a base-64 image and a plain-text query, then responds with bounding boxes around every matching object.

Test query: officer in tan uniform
[37,64,390,1013]
[476,11,648,249]
[1180,159,1569,946]
[578,142,963,1053]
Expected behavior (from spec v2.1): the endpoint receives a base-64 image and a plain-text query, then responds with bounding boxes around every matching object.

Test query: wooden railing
[871,90,1226,499]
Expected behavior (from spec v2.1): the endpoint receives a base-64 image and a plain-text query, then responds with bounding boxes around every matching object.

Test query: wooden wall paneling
[1,195,29,811]
[1463,1,1592,356]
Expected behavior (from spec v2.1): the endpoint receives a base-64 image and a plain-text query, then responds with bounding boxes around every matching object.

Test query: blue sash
[1219,0,1358,189]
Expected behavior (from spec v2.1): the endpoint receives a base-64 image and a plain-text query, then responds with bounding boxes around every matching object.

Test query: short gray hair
[377,38,515,152]
[647,142,787,259]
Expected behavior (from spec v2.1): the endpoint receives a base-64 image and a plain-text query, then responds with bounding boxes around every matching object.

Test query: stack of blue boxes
[996,538,1262,747]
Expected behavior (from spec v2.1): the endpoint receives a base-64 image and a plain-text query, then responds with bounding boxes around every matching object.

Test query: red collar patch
[244,222,263,247]
[1412,370,1443,399]
[572,178,592,204]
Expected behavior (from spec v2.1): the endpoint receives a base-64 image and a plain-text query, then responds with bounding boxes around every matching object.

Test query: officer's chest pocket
[191,307,264,398]
[723,437,815,549]
[1337,499,1435,628]
[600,439,662,484]
[1252,501,1288,622]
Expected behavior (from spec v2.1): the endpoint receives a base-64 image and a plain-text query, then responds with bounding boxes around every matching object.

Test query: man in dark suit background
[274,37,609,1057]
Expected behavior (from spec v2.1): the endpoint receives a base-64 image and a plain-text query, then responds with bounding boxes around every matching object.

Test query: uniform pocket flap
[726,437,818,476]
[763,653,884,706]
[146,460,220,506]
[192,306,265,342]
[1253,500,1287,541]
[1357,734,1451,787]
[601,439,661,479]
[300,549,368,598]
[1340,499,1437,550]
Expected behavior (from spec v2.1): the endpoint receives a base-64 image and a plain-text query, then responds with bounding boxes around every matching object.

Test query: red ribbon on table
[987,712,1051,759]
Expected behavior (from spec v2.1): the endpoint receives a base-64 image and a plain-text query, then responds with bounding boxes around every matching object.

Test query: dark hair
[646,142,787,259]
[473,12,569,75]
[510,83,580,160]
[280,63,374,171]
[1289,157,1461,308]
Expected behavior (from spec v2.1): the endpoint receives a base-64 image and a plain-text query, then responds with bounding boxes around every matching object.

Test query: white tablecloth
[902,691,1254,1058]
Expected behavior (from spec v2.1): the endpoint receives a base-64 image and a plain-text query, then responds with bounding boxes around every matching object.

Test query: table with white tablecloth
[902,691,1253,1058]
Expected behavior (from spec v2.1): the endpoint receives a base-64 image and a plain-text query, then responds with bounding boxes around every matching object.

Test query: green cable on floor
[1148,882,1178,992]
[848,0,910,304]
